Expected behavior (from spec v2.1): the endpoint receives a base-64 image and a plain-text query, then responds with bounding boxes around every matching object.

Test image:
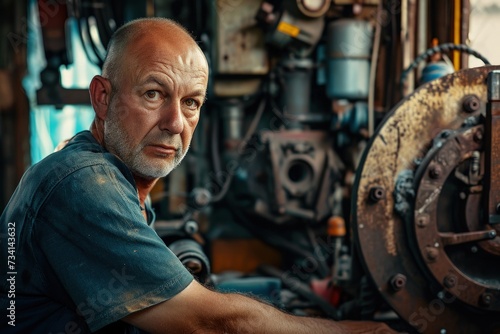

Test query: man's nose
[159,101,184,134]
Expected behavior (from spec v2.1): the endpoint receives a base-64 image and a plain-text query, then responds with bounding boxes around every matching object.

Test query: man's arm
[123,280,397,334]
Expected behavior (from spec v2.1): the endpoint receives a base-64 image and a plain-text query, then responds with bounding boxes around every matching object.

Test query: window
[25,0,99,164]
[468,0,500,67]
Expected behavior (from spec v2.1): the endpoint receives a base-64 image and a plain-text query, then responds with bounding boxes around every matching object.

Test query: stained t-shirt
[0,131,193,333]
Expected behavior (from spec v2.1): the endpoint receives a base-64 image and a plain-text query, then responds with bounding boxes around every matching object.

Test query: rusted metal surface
[352,66,500,333]
[259,130,341,221]
[413,125,499,312]
[215,0,268,75]
[485,71,500,226]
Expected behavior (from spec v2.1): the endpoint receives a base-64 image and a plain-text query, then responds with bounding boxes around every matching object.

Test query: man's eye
[145,90,160,100]
[185,98,198,108]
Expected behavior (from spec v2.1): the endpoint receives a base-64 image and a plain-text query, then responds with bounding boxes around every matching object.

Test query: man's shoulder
[51,130,109,168]
[32,131,127,180]
[21,131,135,202]
[1,131,135,223]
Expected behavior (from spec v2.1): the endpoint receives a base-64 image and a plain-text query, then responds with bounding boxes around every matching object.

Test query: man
[1,18,397,333]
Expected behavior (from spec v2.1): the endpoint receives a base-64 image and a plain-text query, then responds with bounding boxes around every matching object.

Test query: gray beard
[104,113,188,179]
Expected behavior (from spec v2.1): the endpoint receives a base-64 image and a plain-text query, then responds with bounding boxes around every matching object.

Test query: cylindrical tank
[281,58,314,128]
[326,19,373,100]
[221,99,244,141]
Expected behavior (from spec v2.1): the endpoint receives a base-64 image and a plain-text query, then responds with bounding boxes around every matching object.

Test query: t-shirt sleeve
[35,163,193,332]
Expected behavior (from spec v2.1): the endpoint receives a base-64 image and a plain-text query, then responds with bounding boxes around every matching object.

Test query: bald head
[102,18,205,87]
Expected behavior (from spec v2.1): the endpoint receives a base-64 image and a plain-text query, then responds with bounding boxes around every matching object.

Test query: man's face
[103,34,208,179]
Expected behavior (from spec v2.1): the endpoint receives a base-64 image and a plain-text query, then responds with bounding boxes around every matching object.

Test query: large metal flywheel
[352,66,500,334]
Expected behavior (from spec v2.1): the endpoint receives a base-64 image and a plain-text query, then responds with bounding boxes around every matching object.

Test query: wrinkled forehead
[126,25,208,70]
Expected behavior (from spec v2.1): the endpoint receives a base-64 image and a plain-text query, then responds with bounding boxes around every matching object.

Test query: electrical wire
[258,264,340,320]
[306,227,330,278]
[210,96,268,203]
[78,17,100,66]
[368,0,383,137]
[227,200,320,263]
[399,43,491,95]
[75,0,118,68]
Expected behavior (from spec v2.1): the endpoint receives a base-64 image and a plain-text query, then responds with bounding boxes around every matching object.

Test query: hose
[399,43,491,95]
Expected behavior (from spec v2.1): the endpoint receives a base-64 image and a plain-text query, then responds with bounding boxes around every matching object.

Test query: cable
[258,264,340,320]
[210,96,267,203]
[368,0,383,136]
[399,43,491,95]
[306,227,330,278]
[225,197,317,259]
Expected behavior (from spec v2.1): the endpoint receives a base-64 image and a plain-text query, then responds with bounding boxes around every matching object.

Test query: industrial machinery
[6,0,499,332]
[353,66,500,333]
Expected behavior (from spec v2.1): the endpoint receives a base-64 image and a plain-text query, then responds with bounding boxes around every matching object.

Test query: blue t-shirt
[0,131,193,333]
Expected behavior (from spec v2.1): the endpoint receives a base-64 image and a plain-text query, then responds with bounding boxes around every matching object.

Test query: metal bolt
[426,246,439,261]
[480,293,493,307]
[440,130,451,139]
[416,215,429,228]
[191,188,212,208]
[443,275,457,288]
[184,220,199,235]
[474,130,483,143]
[471,246,478,253]
[463,95,481,113]
[429,166,442,179]
[389,273,407,291]
[369,186,385,203]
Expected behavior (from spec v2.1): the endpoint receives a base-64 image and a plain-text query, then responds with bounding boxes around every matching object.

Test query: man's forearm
[214,291,396,334]
[123,280,397,334]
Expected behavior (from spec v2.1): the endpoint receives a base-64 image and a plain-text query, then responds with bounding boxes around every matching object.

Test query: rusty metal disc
[352,66,500,333]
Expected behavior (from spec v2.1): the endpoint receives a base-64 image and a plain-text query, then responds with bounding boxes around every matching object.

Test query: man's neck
[90,121,104,146]
[134,176,158,208]
[135,176,158,222]
[90,121,158,214]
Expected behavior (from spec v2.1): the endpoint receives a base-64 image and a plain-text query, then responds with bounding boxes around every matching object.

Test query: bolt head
[443,275,457,288]
[389,274,407,291]
[426,246,439,261]
[369,186,385,203]
[474,130,483,143]
[463,95,481,113]
[417,215,429,228]
[429,166,442,179]
[480,293,493,307]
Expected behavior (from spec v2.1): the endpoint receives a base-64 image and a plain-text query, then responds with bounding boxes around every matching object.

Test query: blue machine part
[419,61,454,85]
[331,101,368,147]
[326,19,373,100]
[331,101,368,133]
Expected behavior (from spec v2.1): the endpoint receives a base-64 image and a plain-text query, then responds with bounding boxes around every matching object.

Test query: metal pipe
[453,0,461,70]
[417,0,428,78]
[368,1,382,136]
[401,0,412,96]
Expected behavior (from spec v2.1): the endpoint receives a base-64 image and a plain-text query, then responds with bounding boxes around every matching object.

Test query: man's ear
[89,75,112,120]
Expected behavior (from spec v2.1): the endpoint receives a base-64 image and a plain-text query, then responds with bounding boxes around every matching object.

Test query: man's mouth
[146,144,178,156]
